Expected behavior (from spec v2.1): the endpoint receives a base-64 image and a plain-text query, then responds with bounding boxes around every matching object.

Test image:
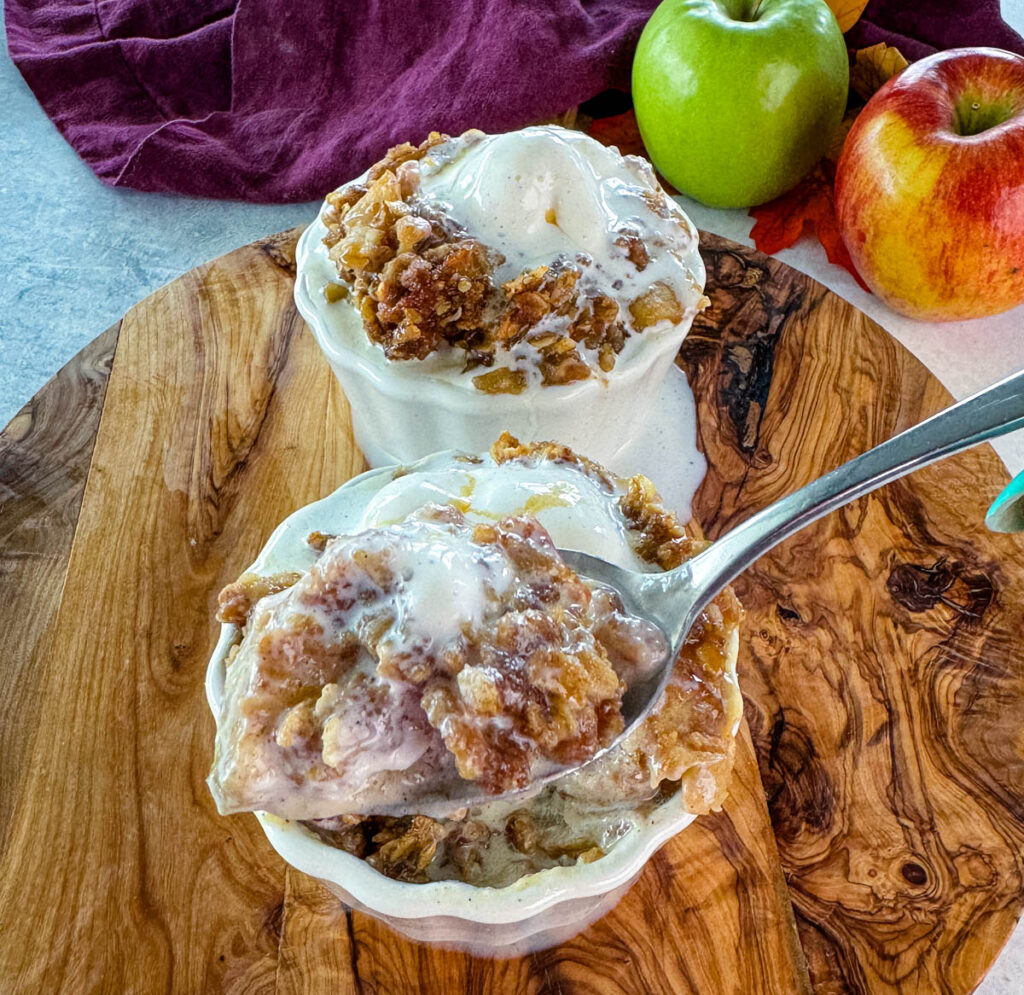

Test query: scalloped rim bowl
[205,451,738,953]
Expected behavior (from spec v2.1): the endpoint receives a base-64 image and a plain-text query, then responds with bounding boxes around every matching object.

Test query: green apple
[633,0,849,208]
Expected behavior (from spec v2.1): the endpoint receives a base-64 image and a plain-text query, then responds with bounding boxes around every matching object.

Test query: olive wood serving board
[1,228,1021,994]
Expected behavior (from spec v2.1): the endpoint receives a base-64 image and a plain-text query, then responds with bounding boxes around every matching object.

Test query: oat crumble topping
[320,133,697,391]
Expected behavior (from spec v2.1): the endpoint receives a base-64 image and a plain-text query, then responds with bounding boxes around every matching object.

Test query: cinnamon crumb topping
[217,571,303,626]
[320,132,691,388]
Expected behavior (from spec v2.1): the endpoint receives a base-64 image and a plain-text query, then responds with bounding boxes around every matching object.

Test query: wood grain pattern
[0,325,117,852]
[0,227,1021,993]
[682,237,1024,995]
[0,230,362,993]
[0,229,803,994]
[273,725,807,995]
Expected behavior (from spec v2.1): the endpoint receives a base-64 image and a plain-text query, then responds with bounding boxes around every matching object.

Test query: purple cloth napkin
[847,0,1024,62]
[7,0,1024,203]
[6,0,658,202]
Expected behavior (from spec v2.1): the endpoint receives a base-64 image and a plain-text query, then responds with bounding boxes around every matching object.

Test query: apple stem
[722,0,765,22]
[954,95,1016,136]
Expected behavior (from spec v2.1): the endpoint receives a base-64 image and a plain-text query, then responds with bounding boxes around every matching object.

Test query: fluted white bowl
[206,451,739,956]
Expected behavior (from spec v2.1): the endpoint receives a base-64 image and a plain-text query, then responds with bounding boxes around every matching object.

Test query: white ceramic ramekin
[293,204,705,469]
[206,451,737,956]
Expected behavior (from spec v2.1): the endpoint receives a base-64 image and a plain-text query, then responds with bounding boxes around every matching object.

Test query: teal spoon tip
[986,471,1024,533]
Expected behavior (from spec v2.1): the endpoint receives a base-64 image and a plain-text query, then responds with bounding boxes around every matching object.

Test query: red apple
[835,47,1024,321]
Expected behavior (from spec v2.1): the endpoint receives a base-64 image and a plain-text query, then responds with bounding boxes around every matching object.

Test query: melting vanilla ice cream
[416,126,705,326]
[208,441,743,887]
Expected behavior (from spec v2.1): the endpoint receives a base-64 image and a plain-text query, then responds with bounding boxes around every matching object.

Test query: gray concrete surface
[0,15,318,425]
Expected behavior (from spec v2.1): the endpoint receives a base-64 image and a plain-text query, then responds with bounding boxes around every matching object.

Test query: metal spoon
[392,369,1024,818]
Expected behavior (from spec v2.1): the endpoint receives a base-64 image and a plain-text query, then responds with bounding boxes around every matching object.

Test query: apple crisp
[490,436,743,816]
[209,437,742,886]
[320,130,700,391]
[209,505,667,821]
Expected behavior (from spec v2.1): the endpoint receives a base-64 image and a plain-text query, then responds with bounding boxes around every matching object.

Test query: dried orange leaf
[825,0,870,32]
[850,43,910,102]
[587,110,678,193]
[538,107,581,130]
[749,174,821,256]
[749,164,870,293]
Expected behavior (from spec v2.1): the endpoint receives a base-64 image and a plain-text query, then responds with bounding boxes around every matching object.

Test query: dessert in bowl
[206,436,742,955]
[294,126,708,466]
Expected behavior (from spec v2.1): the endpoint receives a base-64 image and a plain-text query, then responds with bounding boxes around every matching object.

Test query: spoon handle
[686,367,1024,606]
